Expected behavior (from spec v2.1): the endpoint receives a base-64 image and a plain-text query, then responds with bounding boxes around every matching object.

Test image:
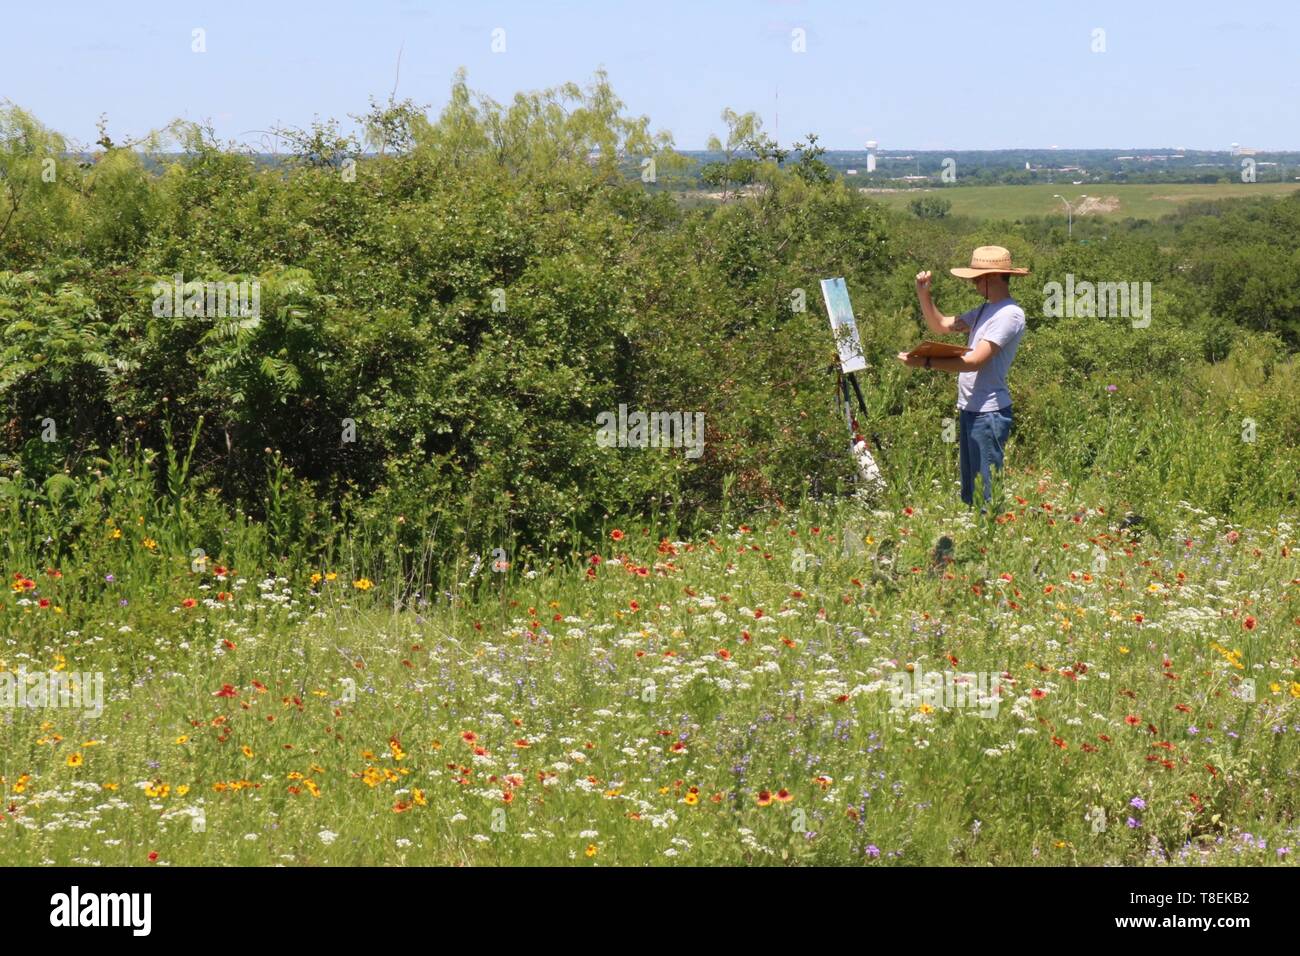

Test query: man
[897,245,1028,508]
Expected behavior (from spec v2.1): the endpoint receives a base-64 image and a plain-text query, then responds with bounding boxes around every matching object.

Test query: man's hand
[915,270,934,298]
[897,350,925,368]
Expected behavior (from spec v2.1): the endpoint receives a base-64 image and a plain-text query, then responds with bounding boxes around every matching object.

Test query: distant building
[845,169,858,175]
[865,140,877,173]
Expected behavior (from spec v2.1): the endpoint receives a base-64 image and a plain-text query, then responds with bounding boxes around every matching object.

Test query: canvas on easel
[819,277,884,495]
[819,277,867,374]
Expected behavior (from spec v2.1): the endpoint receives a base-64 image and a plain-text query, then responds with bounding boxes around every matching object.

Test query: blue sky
[3,0,1296,150]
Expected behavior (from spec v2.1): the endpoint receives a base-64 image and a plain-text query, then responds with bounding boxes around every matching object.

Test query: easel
[819,277,885,494]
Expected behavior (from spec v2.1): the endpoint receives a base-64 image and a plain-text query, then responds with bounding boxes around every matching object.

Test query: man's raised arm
[915,270,966,334]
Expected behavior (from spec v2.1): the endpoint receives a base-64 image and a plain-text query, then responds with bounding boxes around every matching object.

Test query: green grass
[3,469,1297,866]
[865,182,1300,221]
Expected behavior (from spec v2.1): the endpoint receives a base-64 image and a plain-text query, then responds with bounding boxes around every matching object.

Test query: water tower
[865,140,878,174]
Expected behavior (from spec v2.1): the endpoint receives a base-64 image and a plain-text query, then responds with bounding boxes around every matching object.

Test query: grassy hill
[4,89,1300,868]
[865,182,1300,221]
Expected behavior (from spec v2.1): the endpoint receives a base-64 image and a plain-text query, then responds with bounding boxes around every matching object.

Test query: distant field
[864,182,1300,221]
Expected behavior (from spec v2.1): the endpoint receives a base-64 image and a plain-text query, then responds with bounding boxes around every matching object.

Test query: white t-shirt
[955,297,1025,412]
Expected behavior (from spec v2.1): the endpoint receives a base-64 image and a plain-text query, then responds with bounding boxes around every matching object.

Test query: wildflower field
[3,464,1296,867]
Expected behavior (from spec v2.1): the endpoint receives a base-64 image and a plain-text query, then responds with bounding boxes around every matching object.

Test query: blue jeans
[959,406,1013,506]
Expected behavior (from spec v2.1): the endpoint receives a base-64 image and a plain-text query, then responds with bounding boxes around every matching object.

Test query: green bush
[1,81,1298,592]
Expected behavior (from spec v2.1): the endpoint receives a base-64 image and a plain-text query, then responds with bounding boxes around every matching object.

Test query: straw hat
[950,245,1030,279]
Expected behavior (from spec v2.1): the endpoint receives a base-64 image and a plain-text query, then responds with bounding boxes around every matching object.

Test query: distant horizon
[55,144,1300,157]
[687,147,1291,154]
[13,124,1300,161]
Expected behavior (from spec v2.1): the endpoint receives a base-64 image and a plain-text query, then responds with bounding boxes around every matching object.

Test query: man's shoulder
[978,299,1025,348]
[991,299,1026,328]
